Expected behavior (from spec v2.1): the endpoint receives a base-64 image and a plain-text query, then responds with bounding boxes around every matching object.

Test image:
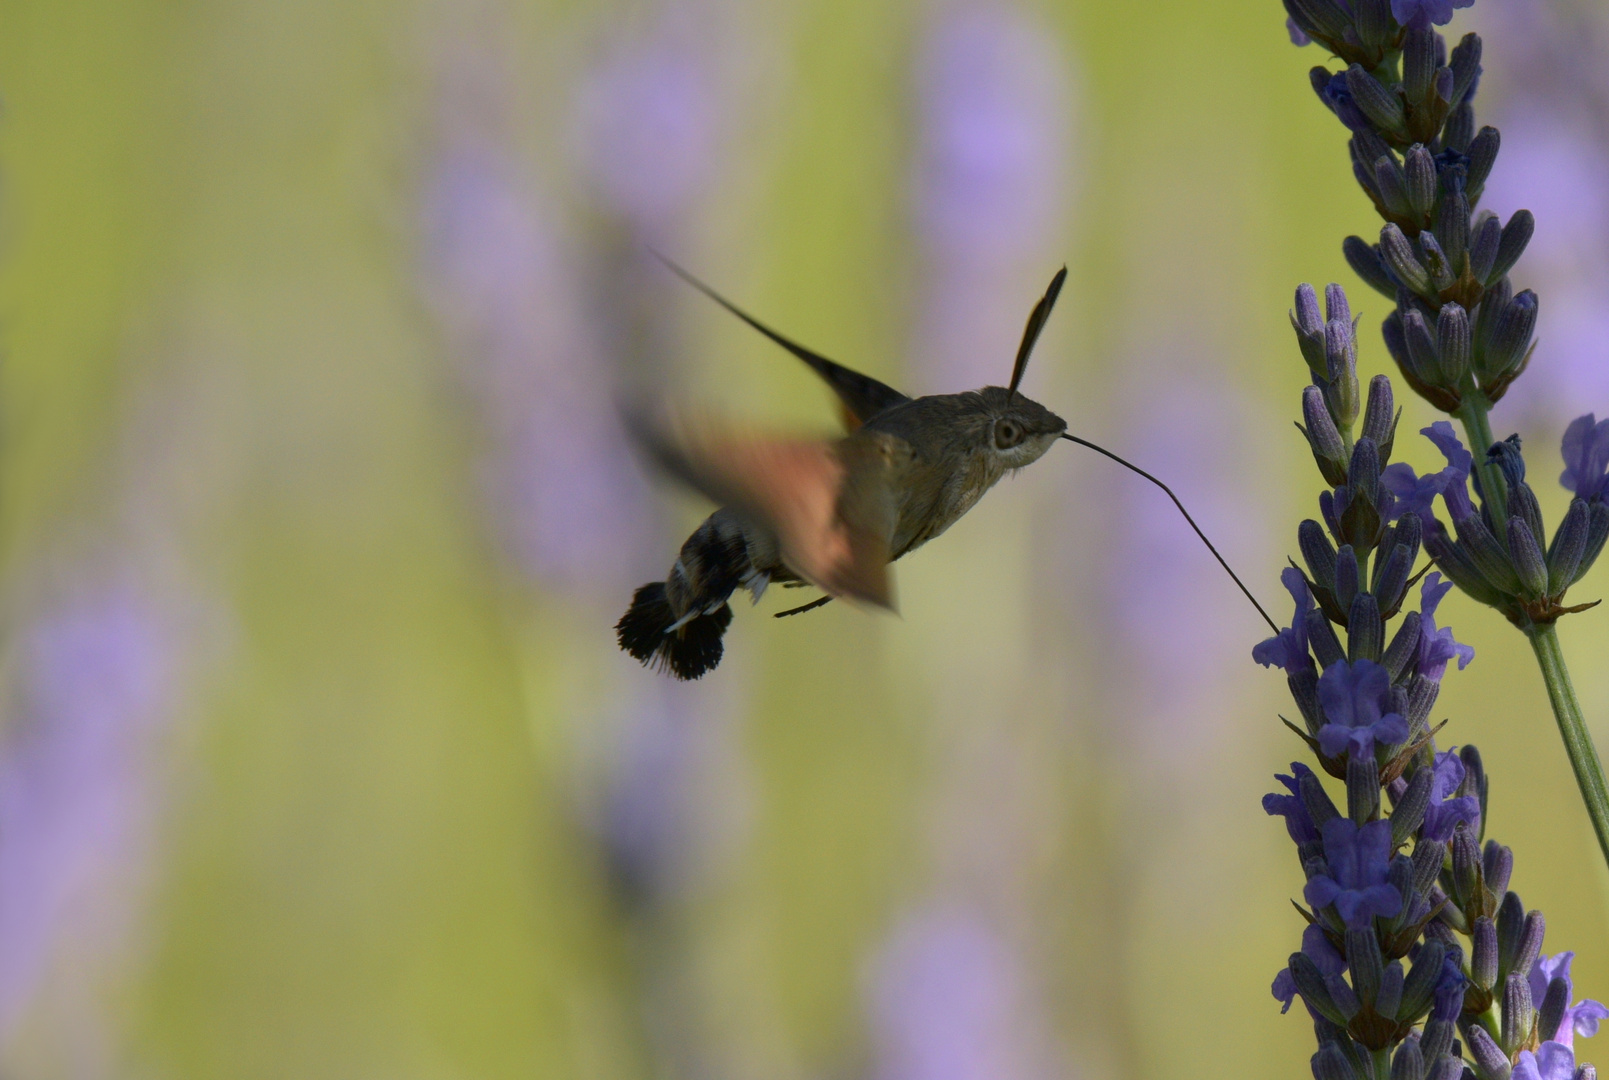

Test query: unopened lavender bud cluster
[1262,282,1605,1080]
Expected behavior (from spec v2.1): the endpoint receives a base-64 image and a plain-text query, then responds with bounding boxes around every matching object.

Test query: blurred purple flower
[422,94,652,594]
[866,907,1049,1080]
[1530,952,1609,1048]
[1287,17,1312,46]
[1265,761,1323,846]
[1253,567,1316,674]
[1561,414,1609,501]
[911,3,1073,390]
[1416,573,1475,682]
[572,37,721,234]
[1421,749,1482,842]
[1304,818,1403,928]
[0,585,178,1042]
[1315,659,1409,758]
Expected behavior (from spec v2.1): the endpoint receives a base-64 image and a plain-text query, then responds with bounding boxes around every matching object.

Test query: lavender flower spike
[1417,573,1476,682]
[1304,817,1404,928]
[1253,567,1316,674]
[1315,658,1410,758]
[1421,749,1482,842]
[1560,415,1609,502]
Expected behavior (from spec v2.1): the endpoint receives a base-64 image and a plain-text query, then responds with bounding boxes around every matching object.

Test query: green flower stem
[1527,621,1609,871]
[1454,391,1508,527]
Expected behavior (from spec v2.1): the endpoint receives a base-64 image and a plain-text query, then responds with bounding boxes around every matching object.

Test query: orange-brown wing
[628,411,898,608]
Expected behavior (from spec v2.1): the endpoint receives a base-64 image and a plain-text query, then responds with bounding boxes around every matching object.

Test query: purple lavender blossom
[866,907,1050,1080]
[1316,659,1410,758]
[1530,953,1609,1047]
[1561,414,1609,501]
[1304,818,1404,928]
[1393,0,1475,28]
[1515,1042,1584,1080]
[1265,761,1323,845]
[1382,422,1475,528]
[1273,923,1348,1013]
[1416,573,1476,682]
[0,586,178,1043]
[1287,17,1312,46]
[1421,749,1483,841]
[1253,567,1316,674]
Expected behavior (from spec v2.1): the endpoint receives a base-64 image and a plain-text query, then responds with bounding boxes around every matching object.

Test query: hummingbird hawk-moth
[617,259,1275,680]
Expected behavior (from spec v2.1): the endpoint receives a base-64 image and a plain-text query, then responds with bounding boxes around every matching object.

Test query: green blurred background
[1,0,1606,1077]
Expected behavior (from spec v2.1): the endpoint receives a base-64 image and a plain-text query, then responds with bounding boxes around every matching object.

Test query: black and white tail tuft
[615,582,735,681]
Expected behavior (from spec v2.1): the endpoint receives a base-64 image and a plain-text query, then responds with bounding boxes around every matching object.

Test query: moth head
[978,386,1068,467]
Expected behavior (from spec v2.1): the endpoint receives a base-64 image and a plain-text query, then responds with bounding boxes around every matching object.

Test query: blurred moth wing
[628,409,900,609]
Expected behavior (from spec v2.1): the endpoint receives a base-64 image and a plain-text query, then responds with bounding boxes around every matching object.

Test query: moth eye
[994,419,1023,450]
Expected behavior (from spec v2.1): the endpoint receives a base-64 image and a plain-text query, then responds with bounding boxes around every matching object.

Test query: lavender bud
[1402,30,1437,107]
[1352,0,1395,52]
[1344,236,1397,298]
[1471,917,1498,991]
[1509,483,1549,566]
[1489,211,1535,287]
[1539,976,1572,1045]
[1420,1021,1456,1064]
[1418,230,1457,292]
[1469,211,1502,283]
[1474,275,1513,353]
[1294,283,1329,376]
[1449,32,1483,106]
[1313,1043,1360,1080]
[1432,65,1455,109]
[1382,309,1413,373]
[1465,1025,1512,1080]
[1434,191,1471,274]
[1377,959,1405,1020]
[1349,438,1380,507]
[1362,375,1398,462]
[1291,953,1351,1026]
[1382,225,1433,296]
[1392,767,1432,847]
[1460,745,1488,827]
[1348,752,1381,824]
[1403,145,1437,219]
[1496,891,1526,976]
[1346,64,1406,134]
[1411,839,1446,897]
[1444,102,1475,153]
[1512,910,1546,981]
[1347,927,1384,1006]
[1291,667,1324,736]
[1509,517,1550,599]
[1308,607,1347,669]
[1426,1054,1465,1080]
[1407,676,1440,733]
[1376,156,1413,217]
[1458,512,1525,595]
[1436,303,1472,386]
[1451,826,1482,908]
[1549,499,1590,594]
[1486,289,1538,381]
[1482,841,1513,899]
[1325,324,1361,428]
[1502,972,1537,1055]
[1289,0,1353,42]
[1576,1065,1597,1080]
[1325,281,1352,325]
[1466,127,1500,197]
[1403,309,1444,385]
[1348,592,1383,664]
[1336,545,1360,613]
[1303,386,1351,487]
[1398,939,1447,1022]
[1383,611,1423,683]
[1572,501,1609,586]
[1302,765,1343,829]
[1392,1039,1426,1080]
[1301,519,1340,594]
[1373,544,1411,617]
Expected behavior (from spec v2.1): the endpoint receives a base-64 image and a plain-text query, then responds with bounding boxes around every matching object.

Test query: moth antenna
[1008,266,1067,400]
[1059,433,1280,633]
